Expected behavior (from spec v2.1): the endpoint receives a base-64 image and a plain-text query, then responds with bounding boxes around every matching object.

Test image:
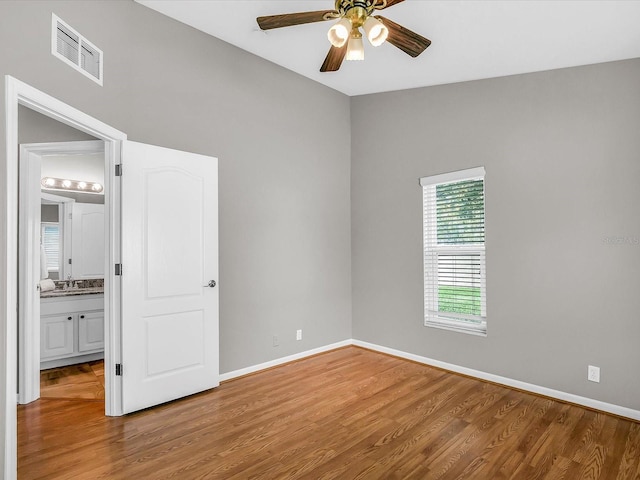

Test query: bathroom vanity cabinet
[40,293,104,369]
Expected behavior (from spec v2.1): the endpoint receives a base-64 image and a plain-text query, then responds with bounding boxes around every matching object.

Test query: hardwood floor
[40,360,105,400]
[18,347,640,479]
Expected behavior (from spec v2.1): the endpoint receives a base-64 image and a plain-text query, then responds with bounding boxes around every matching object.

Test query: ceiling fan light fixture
[346,30,364,61]
[327,17,352,47]
[363,16,388,46]
[256,0,431,73]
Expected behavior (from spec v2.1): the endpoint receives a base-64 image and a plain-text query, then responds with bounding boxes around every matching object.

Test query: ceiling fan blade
[375,16,431,57]
[374,0,405,10]
[257,10,337,30]
[320,44,347,72]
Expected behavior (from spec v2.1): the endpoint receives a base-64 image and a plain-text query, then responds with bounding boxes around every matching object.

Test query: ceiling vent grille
[51,14,103,86]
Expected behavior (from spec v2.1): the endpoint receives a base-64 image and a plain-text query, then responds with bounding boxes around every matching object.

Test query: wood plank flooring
[40,360,104,400]
[18,347,640,479]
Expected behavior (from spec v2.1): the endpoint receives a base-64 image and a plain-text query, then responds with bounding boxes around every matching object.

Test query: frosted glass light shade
[363,17,388,46]
[327,18,352,47]
[346,35,365,61]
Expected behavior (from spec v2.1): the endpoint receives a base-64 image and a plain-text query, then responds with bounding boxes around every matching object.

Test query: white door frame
[2,76,126,479]
[18,140,104,405]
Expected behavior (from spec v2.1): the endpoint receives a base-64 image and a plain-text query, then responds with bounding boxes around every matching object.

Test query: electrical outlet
[588,365,600,383]
[273,335,279,347]
[296,329,302,341]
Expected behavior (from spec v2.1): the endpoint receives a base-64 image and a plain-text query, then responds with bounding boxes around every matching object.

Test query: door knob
[204,280,216,288]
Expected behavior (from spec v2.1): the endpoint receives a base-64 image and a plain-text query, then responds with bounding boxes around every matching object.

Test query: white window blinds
[420,167,487,335]
[42,223,61,273]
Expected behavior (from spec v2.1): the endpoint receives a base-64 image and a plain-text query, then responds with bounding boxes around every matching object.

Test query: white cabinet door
[71,203,105,279]
[78,311,105,352]
[41,314,74,359]
[121,141,219,414]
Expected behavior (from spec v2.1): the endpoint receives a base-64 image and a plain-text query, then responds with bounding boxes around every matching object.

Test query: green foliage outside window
[436,179,484,317]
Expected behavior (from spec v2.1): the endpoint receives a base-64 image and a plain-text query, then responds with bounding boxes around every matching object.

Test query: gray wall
[19,106,96,144]
[1,1,352,376]
[2,5,638,471]
[40,205,58,223]
[351,58,640,411]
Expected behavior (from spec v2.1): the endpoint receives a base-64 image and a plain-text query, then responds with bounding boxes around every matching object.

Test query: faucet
[67,273,73,288]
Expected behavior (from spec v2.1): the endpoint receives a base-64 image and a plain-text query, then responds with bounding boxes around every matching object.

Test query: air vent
[51,14,103,86]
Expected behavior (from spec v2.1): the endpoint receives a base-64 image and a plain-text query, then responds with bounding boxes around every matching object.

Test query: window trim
[420,167,487,336]
[419,166,486,188]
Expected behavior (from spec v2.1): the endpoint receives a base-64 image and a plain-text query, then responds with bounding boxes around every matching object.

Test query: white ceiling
[137,0,640,97]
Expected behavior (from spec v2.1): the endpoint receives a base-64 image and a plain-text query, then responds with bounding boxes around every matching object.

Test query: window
[41,223,61,274]
[420,167,486,335]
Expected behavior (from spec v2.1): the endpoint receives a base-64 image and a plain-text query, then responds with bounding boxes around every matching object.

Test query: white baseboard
[219,340,352,382]
[352,339,640,422]
[218,338,640,421]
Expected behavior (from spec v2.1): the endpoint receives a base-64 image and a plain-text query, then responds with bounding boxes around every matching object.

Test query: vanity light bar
[41,176,103,194]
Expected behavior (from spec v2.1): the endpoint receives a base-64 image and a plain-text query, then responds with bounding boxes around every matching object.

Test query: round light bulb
[44,178,55,186]
[77,181,87,189]
[92,183,103,192]
[62,180,72,188]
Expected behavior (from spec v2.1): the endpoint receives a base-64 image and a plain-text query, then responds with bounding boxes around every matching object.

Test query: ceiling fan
[257,0,431,72]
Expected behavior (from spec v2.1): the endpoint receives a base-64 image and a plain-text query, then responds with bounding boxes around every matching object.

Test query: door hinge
[68,258,72,265]
[115,364,122,376]
[115,164,123,176]
[115,263,123,276]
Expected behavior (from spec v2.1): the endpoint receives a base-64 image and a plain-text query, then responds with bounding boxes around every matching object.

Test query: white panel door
[71,203,105,279]
[121,141,219,414]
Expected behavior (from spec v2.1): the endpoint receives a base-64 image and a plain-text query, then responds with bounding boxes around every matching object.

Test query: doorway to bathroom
[19,137,107,404]
[5,76,220,479]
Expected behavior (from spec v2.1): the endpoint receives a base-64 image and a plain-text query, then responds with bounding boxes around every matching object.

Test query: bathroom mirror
[41,192,74,281]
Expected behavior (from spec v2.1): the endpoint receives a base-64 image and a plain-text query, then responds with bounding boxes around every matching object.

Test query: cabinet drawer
[41,294,104,316]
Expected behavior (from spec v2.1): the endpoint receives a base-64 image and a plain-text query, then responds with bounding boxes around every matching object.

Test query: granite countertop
[40,279,104,299]
[40,287,104,299]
